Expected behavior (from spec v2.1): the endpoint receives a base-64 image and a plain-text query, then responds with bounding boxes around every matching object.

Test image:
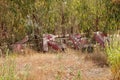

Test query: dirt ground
[11,49,111,80]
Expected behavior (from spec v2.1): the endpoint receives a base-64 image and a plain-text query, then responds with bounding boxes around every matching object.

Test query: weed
[55,74,61,80]
[73,70,81,80]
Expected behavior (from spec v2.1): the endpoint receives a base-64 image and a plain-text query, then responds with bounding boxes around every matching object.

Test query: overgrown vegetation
[106,34,120,80]
[0,55,30,80]
[0,0,120,51]
[0,0,120,79]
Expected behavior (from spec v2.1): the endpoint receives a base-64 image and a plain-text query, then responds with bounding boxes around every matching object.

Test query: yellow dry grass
[0,49,111,80]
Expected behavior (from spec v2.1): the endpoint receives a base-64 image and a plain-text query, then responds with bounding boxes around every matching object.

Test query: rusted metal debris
[0,31,110,54]
[42,31,109,53]
[43,34,66,52]
[10,35,29,53]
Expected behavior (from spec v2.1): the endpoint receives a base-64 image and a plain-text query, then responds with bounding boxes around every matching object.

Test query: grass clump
[106,35,120,80]
[0,52,30,80]
[0,58,17,80]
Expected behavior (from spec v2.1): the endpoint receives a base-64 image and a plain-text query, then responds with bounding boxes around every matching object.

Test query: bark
[94,16,99,31]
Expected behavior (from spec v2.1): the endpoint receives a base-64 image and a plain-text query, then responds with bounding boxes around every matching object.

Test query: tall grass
[0,52,30,80]
[0,58,17,80]
[106,34,120,80]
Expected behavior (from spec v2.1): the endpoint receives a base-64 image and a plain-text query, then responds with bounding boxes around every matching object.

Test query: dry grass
[0,48,111,80]
[84,47,108,67]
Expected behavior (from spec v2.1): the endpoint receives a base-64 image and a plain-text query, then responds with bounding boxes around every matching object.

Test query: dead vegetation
[0,48,112,80]
[84,47,108,67]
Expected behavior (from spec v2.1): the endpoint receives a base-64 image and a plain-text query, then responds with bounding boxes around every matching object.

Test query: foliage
[0,0,35,44]
[106,34,120,80]
[0,0,120,51]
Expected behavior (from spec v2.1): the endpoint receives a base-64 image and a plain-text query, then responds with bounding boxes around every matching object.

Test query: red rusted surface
[48,41,61,51]
[93,31,109,47]
[69,34,89,49]
[43,34,62,52]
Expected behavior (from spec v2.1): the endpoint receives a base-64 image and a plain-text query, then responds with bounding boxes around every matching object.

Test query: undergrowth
[0,51,30,80]
[106,35,120,80]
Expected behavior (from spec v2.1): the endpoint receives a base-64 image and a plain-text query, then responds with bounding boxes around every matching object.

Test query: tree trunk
[94,16,99,31]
